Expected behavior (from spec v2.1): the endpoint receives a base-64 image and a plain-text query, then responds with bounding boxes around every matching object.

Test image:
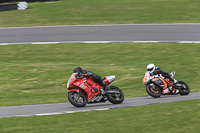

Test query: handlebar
[76,74,87,79]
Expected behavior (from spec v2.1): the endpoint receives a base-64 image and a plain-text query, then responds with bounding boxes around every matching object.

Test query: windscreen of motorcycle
[105,75,115,84]
[67,73,76,88]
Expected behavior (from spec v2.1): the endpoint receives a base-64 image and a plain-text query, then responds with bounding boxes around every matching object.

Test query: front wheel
[107,86,124,104]
[68,91,87,107]
[146,84,161,98]
[176,81,190,95]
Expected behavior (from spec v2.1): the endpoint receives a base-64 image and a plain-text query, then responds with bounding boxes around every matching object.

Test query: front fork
[69,87,80,97]
[69,88,84,103]
[149,83,156,90]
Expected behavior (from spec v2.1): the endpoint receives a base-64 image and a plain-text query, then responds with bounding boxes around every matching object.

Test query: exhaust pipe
[105,90,119,94]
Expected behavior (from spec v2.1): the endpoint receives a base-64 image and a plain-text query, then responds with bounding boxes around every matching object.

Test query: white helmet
[147,64,155,73]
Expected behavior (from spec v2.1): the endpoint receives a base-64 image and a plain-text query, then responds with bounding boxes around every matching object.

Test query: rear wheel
[68,91,87,107]
[176,81,190,95]
[146,84,161,98]
[107,86,124,104]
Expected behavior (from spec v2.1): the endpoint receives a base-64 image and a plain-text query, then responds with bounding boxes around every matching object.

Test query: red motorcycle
[67,73,124,107]
[143,71,190,98]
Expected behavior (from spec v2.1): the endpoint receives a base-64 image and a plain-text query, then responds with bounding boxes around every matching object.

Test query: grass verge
[0,42,199,106]
[0,99,200,133]
[0,0,200,27]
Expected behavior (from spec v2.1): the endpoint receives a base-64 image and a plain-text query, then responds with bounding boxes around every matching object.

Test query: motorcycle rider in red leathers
[73,66,110,93]
[146,64,178,94]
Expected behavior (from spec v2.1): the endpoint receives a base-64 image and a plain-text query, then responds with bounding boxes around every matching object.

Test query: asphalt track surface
[0,23,200,44]
[0,92,200,118]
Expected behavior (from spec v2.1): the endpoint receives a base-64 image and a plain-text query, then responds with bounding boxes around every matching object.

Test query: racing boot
[168,84,178,94]
[172,88,179,94]
[162,88,170,94]
[100,88,105,95]
[99,81,110,95]
[169,77,177,84]
[168,86,173,92]
[101,80,110,90]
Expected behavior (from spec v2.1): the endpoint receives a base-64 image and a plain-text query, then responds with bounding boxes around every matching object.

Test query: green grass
[0,0,200,27]
[0,99,200,133]
[0,42,200,106]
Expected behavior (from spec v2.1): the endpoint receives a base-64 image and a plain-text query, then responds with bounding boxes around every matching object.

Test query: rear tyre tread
[176,81,190,95]
[107,86,124,104]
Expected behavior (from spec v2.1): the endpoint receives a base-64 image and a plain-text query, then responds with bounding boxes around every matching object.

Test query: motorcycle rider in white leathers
[147,63,178,94]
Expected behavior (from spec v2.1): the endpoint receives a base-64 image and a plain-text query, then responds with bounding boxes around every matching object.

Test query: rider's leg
[91,74,110,90]
[164,72,177,83]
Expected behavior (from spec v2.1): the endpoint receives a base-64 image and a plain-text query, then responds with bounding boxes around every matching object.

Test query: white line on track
[1,108,110,118]
[31,42,60,44]
[1,41,200,46]
[179,41,200,43]
[0,23,200,30]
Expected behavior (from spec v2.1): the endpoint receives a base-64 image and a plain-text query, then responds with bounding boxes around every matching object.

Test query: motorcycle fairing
[69,88,79,93]
[143,71,173,90]
[164,79,173,86]
[152,77,174,90]
[67,73,117,103]
[156,78,167,89]
[143,71,152,85]
[67,73,78,88]
[69,77,102,102]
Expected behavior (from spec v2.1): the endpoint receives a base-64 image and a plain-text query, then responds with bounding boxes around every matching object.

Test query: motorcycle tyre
[107,86,124,104]
[146,84,161,98]
[68,91,87,107]
[177,81,190,95]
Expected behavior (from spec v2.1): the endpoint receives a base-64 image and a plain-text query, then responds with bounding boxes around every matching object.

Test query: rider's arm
[82,70,93,77]
[152,67,164,75]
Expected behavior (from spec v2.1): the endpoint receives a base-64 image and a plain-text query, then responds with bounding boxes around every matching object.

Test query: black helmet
[73,66,83,74]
